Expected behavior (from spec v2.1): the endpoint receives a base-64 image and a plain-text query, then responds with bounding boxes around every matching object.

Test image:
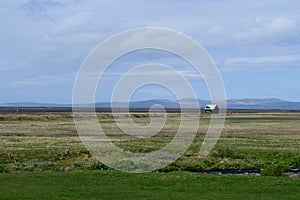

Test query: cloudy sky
[1,0,300,103]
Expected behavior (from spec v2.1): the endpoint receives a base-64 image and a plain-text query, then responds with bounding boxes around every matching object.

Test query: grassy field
[0,112,299,199]
[0,170,299,200]
[0,112,299,173]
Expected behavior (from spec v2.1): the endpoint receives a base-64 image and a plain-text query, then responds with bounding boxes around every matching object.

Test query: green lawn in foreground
[0,171,299,200]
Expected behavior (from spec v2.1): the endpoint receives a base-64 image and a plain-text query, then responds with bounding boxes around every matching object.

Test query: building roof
[205,104,218,110]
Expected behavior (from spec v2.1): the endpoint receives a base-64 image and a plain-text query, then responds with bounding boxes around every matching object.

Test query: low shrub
[89,162,109,170]
[261,164,288,177]
[0,165,5,173]
[159,162,181,172]
[212,147,235,158]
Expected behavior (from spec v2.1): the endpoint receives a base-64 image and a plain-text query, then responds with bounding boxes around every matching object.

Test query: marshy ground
[0,112,299,199]
[0,112,299,173]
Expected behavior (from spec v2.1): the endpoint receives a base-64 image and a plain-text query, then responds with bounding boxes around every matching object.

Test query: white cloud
[208,16,299,47]
[223,54,300,72]
[225,54,300,64]
[1,0,300,102]
[235,16,297,41]
[11,74,71,87]
[50,12,91,35]
[103,70,202,80]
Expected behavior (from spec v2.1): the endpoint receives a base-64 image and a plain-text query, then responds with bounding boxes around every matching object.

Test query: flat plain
[0,112,299,199]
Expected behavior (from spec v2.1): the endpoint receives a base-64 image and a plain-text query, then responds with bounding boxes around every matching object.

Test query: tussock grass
[0,114,73,121]
[0,112,299,173]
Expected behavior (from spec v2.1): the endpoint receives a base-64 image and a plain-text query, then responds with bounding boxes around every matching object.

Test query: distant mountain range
[1,98,300,110]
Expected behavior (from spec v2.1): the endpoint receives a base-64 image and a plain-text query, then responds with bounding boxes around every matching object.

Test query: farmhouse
[204,104,219,113]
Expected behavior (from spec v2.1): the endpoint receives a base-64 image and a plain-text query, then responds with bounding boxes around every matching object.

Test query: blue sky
[1,0,300,103]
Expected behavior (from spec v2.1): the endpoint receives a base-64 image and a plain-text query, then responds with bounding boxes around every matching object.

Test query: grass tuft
[261,164,288,177]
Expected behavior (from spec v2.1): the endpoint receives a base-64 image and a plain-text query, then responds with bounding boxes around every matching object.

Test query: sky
[1,0,300,103]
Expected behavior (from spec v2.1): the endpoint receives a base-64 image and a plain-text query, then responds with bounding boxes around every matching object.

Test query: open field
[0,112,299,199]
[0,112,299,173]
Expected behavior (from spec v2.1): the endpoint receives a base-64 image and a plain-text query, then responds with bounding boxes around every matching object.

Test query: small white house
[204,104,219,113]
